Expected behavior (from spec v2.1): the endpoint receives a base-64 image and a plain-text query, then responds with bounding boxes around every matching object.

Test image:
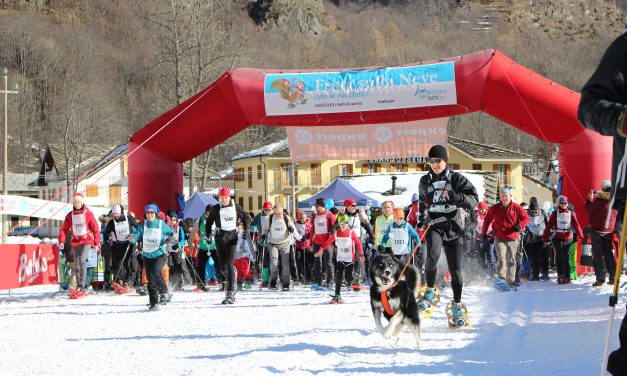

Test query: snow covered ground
[0,275,625,376]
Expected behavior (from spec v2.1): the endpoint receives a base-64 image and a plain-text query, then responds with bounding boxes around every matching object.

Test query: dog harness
[380,291,396,316]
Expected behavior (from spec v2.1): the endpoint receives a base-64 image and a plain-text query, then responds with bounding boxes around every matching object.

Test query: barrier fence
[0,244,58,291]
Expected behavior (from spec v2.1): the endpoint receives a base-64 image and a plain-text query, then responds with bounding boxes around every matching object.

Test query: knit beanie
[428,145,448,162]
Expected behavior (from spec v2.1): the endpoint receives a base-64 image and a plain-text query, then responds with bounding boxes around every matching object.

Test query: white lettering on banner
[18,247,49,284]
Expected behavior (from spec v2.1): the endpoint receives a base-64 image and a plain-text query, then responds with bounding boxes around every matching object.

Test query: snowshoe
[111,282,132,295]
[68,288,88,300]
[493,277,511,292]
[445,300,470,329]
[207,280,218,286]
[416,286,440,318]
[193,285,208,293]
[136,286,148,296]
[259,281,269,289]
[329,294,344,304]
[159,293,173,305]
[243,281,252,290]
[281,285,290,291]
[351,285,362,292]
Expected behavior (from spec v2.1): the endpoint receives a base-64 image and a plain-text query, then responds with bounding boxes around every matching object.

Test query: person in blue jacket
[381,207,421,266]
[130,203,175,311]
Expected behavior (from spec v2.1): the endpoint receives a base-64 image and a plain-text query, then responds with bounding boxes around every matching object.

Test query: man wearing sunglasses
[417,144,478,326]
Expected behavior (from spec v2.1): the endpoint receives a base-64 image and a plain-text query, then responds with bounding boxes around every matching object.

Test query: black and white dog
[369,252,421,348]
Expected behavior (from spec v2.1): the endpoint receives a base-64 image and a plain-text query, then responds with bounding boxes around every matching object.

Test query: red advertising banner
[0,244,59,290]
[286,118,448,162]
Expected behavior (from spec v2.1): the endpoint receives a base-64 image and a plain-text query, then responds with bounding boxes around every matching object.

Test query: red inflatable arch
[129,49,611,224]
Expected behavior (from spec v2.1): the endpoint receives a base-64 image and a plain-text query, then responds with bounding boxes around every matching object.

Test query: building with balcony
[230,136,533,212]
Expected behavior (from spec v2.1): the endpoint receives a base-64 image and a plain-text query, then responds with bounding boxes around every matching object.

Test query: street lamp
[1,68,19,244]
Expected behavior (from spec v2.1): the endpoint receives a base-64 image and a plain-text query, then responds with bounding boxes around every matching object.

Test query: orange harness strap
[381,291,396,316]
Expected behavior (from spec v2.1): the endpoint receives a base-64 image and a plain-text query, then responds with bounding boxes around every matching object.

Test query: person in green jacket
[196,204,220,290]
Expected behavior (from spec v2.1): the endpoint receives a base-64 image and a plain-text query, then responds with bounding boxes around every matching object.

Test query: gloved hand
[418,218,429,229]
[172,243,179,251]
[447,191,460,203]
[511,225,521,233]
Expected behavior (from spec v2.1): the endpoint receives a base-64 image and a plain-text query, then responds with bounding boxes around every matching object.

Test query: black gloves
[447,191,460,203]
[172,243,179,251]
[511,225,521,232]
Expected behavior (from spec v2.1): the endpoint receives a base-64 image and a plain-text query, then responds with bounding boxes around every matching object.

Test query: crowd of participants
[57,146,622,313]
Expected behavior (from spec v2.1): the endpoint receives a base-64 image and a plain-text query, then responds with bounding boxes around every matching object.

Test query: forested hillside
[0,0,624,176]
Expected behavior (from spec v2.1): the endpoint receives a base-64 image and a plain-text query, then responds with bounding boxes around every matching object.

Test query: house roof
[230,140,289,161]
[46,143,126,181]
[0,173,39,193]
[448,136,532,162]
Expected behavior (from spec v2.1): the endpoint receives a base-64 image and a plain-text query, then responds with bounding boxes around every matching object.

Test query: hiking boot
[329,294,344,304]
[557,275,565,284]
[608,279,615,286]
[529,275,540,281]
[269,280,277,289]
[221,291,235,305]
[451,301,466,327]
[592,281,605,287]
[541,274,550,281]
[148,304,160,311]
[260,281,268,288]
[282,284,290,291]
[420,288,437,303]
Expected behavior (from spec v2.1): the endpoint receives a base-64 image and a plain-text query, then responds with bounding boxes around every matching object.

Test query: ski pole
[601,199,627,376]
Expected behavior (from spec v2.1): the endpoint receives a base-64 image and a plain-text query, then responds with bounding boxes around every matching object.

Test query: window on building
[472,163,482,170]
[86,184,98,197]
[280,163,291,186]
[362,163,381,174]
[238,197,244,208]
[449,163,460,170]
[248,196,253,211]
[258,195,263,209]
[234,168,245,182]
[109,185,121,206]
[338,164,353,176]
[311,163,321,185]
[417,163,429,171]
[247,167,253,189]
[391,163,408,172]
[257,165,263,180]
[493,164,511,186]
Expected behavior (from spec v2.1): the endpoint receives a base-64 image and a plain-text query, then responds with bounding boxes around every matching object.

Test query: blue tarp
[297,178,380,209]
[183,192,218,219]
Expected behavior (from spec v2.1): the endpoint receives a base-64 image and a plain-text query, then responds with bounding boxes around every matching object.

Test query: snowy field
[0,275,625,376]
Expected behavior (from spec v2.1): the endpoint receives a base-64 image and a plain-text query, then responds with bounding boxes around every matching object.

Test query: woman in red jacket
[58,193,101,295]
[542,196,584,284]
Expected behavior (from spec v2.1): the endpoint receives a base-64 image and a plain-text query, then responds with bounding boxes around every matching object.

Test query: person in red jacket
[58,193,101,295]
[542,196,584,284]
[294,210,313,283]
[318,213,364,303]
[309,197,337,288]
[586,181,619,287]
[482,188,530,287]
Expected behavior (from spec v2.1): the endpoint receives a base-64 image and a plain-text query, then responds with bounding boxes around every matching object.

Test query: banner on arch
[286,118,448,162]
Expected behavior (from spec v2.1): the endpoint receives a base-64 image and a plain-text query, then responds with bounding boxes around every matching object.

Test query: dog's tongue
[382,275,390,284]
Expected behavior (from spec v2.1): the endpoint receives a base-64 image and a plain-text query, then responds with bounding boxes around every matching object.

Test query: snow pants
[195,249,210,286]
[216,231,238,292]
[334,261,354,296]
[313,244,335,287]
[552,239,573,279]
[425,230,463,303]
[591,231,616,283]
[145,254,168,305]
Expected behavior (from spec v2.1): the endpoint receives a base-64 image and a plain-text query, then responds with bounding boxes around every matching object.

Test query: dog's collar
[380,291,396,316]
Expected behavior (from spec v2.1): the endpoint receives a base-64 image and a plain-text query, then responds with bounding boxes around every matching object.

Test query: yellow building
[230,136,532,212]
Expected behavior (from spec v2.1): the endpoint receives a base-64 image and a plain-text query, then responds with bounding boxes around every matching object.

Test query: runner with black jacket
[205,187,250,304]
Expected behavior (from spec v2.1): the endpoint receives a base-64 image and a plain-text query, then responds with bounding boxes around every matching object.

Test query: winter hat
[343,198,357,207]
[72,192,84,203]
[144,204,159,214]
[219,187,231,197]
[167,208,177,218]
[393,207,405,218]
[529,202,539,211]
[111,204,122,215]
[602,180,611,192]
[263,201,273,209]
[559,196,568,204]
[411,193,419,203]
[500,187,512,196]
[315,197,326,207]
[477,201,488,210]
[336,213,349,224]
[428,145,448,163]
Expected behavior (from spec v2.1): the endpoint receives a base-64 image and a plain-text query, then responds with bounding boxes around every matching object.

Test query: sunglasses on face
[559,203,568,205]
[146,211,155,214]
[429,158,442,164]
[530,211,538,215]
